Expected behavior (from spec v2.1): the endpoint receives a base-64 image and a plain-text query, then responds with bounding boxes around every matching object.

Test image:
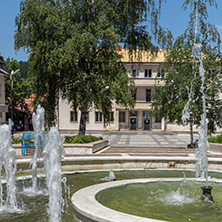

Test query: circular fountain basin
[72,178,222,222]
[2,170,222,222]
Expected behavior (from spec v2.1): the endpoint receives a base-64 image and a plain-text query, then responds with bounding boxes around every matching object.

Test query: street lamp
[9,69,20,136]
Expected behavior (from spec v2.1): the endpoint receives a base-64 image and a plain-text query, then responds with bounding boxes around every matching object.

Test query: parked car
[13,121,23,131]
[1,121,8,125]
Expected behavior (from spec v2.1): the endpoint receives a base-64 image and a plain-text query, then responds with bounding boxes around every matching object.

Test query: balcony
[132,78,165,87]
[116,102,152,110]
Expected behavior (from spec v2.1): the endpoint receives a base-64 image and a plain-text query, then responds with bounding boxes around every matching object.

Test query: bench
[21,132,42,156]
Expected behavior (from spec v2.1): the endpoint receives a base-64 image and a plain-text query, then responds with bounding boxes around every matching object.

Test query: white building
[57,47,168,134]
[0,56,8,122]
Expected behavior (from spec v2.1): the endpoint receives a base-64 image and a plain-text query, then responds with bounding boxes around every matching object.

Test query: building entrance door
[130,117,137,130]
[143,118,150,130]
[143,111,151,131]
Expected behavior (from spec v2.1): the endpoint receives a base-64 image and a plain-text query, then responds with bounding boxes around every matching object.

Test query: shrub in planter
[64,135,102,144]
[208,135,222,144]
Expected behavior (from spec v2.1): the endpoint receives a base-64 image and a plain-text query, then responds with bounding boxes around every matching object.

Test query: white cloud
[216,25,222,31]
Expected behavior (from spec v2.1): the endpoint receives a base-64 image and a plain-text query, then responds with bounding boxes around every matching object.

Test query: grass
[64,135,103,144]
[208,134,222,144]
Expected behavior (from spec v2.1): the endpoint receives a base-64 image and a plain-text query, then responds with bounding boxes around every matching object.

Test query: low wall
[63,140,108,155]
[13,144,22,156]
[13,139,108,156]
[72,177,222,222]
[60,156,222,172]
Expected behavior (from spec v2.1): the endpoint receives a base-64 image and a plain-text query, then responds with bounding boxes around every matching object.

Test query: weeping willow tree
[152,0,222,146]
[15,0,172,134]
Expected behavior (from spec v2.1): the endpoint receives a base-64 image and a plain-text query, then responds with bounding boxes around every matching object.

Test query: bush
[64,135,103,144]
[12,137,23,144]
[12,137,34,144]
[208,135,222,144]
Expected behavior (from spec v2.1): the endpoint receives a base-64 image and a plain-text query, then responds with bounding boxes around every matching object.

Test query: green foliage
[12,136,34,144]
[19,61,30,78]
[12,137,23,144]
[208,135,222,144]
[152,0,222,134]
[14,0,172,133]
[5,58,33,120]
[64,135,102,144]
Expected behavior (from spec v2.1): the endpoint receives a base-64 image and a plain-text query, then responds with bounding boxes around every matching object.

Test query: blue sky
[0,0,222,62]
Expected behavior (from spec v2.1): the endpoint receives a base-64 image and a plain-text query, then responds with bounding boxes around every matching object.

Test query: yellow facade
[58,48,166,133]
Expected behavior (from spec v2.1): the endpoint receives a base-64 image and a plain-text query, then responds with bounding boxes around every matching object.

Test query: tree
[5,58,33,121]
[152,0,222,147]
[15,0,172,134]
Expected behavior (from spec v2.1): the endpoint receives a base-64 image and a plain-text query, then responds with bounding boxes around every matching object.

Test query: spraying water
[43,127,65,222]
[181,1,210,186]
[31,105,45,192]
[192,43,210,185]
[0,119,17,210]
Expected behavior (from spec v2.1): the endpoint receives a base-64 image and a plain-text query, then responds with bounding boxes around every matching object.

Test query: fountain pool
[0,169,222,222]
[96,179,222,222]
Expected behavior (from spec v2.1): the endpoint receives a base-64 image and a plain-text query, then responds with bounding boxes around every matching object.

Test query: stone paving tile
[121,135,128,138]
[155,139,167,142]
[130,142,157,145]
[126,135,130,145]
[102,132,203,149]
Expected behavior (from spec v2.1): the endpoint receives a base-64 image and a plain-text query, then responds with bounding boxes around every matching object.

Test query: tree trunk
[79,110,86,135]
[190,121,194,145]
[187,120,194,148]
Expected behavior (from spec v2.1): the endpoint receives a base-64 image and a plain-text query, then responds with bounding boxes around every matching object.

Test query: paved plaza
[15,131,222,158]
[92,131,222,158]
[102,131,197,148]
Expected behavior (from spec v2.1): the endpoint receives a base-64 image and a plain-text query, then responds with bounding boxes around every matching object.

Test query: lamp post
[9,69,20,136]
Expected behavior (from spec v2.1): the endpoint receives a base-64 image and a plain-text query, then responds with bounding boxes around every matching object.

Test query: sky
[0,0,222,62]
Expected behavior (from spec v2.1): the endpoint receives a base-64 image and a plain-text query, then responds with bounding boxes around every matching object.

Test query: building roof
[0,56,9,75]
[116,46,166,63]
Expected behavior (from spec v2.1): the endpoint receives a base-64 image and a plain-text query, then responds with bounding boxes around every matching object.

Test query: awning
[0,56,9,75]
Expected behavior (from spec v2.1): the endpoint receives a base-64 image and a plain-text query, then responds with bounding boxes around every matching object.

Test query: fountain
[0,1,219,221]
[43,127,65,222]
[31,105,45,192]
[181,0,212,202]
[101,170,116,181]
[108,170,116,181]
[0,119,17,210]
[193,43,213,202]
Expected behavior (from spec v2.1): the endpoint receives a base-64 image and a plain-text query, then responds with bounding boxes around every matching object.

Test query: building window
[146,89,151,102]
[95,112,103,122]
[155,113,161,123]
[157,69,162,78]
[130,111,137,117]
[82,112,89,122]
[119,112,125,122]
[131,88,137,101]
[145,69,152,78]
[109,112,114,121]
[132,70,139,78]
[104,112,114,122]
[70,111,78,122]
